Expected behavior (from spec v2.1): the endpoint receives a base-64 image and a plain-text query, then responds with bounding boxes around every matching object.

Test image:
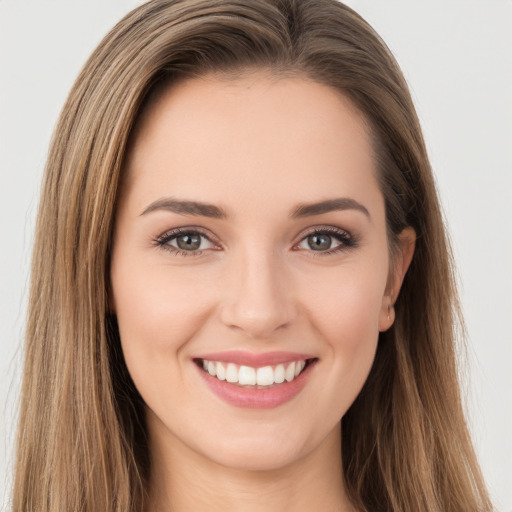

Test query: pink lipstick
[193,351,317,409]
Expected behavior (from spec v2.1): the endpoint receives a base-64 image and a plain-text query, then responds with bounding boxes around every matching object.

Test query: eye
[155,228,218,257]
[154,225,357,258]
[295,227,357,256]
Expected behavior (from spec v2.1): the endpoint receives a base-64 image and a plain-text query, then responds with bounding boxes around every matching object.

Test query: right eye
[155,228,218,257]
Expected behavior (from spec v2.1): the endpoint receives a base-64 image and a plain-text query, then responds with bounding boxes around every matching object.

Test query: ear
[379,227,416,332]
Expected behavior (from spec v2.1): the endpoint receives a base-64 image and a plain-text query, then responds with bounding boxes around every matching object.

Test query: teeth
[274,364,285,384]
[239,365,256,386]
[256,366,274,386]
[226,363,238,383]
[200,359,309,387]
[216,361,226,381]
[285,362,295,382]
[295,360,305,376]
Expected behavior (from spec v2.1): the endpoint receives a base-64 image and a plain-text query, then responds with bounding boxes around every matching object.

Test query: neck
[146,419,355,512]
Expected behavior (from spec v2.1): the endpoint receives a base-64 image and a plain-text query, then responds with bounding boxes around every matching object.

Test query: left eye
[298,233,341,251]
[296,229,349,253]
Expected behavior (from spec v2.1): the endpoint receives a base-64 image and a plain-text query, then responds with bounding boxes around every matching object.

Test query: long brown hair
[12,1,492,510]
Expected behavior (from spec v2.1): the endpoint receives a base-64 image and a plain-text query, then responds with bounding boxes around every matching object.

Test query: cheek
[326,291,382,380]
[110,259,216,420]
[307,263,386,340]
[110,253,211,390]
[112,255,211,342]
[302,265,386,401]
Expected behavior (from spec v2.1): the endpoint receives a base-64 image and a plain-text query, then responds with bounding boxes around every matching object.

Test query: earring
[387,300,393,322]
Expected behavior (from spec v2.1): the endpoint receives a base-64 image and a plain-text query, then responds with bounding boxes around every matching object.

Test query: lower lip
[195,360,316,409]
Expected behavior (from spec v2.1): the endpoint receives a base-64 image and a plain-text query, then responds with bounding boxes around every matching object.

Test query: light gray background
[1,1,511,510]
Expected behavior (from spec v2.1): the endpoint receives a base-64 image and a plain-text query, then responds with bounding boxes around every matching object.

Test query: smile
[198,358,309,387]
[193,353,318,409]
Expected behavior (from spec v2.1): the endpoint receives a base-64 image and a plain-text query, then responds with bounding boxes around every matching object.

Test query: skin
[110,72,415,512]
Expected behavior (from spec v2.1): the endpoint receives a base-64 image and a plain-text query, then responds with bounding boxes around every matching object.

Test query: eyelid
[296,225,351,240]
[155,225,218,244]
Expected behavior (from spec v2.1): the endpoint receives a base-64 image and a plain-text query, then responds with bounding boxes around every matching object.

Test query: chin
[189,418,339,473]
[202,437,307,472]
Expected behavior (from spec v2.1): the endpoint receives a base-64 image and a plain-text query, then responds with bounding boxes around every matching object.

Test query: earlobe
[379,227,416,332]
[379,296,395,332]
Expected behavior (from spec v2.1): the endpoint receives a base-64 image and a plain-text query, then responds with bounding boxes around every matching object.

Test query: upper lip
[194,351,315,367]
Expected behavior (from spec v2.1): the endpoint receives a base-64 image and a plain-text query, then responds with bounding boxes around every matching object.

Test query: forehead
[121,73,383,221]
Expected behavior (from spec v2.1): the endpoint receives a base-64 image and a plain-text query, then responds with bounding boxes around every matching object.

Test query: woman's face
[111,73,412,472]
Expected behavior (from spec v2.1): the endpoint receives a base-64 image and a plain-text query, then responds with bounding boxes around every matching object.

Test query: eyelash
[153,226,358,258]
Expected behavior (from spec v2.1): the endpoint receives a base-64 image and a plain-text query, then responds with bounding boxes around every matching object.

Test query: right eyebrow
[140,198,228,219]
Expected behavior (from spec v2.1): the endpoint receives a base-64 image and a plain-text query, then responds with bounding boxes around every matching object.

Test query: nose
[219,248,296,339]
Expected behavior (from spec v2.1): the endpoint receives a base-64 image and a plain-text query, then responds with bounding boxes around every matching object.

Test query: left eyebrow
[290,197,370,219]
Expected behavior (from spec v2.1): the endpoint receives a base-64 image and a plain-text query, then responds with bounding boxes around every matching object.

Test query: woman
[12,0,493,510]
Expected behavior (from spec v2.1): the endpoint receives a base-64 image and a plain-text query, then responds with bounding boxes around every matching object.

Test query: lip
[193,353,318,409]
[194,350,314,367]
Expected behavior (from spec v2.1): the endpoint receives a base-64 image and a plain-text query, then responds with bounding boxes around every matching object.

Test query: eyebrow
[141,198,227,218]
[291,197,370,219]
[140,196,370,219]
